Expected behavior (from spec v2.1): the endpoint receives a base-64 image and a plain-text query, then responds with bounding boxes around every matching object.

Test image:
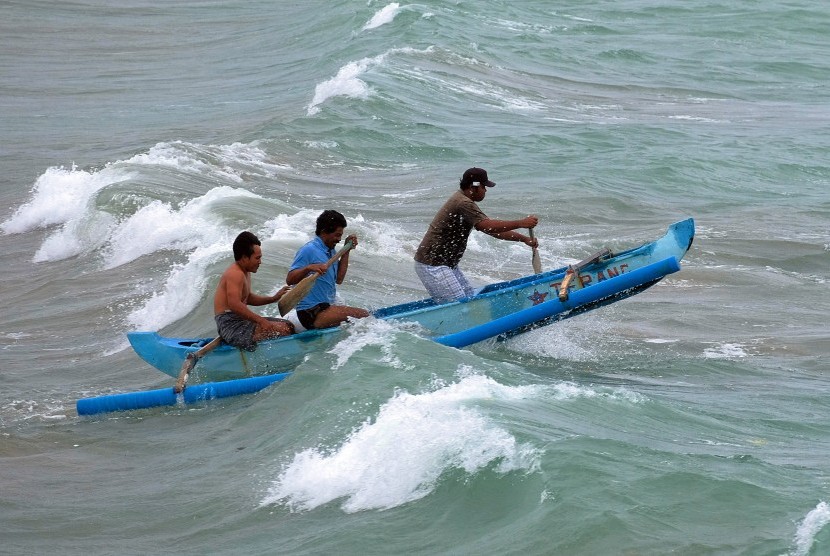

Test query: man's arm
[476,216,539,246]
[247,285,290,307]
[475,215,537,234]
[335,235,358,285]
[286,264,327,286]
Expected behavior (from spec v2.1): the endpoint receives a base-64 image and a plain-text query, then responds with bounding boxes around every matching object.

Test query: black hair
[315,210,347,236]
[232,231,261,261]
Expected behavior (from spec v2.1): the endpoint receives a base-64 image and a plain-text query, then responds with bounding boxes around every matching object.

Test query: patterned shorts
[215,311,293,350]
[414,261,475,302]
[215,311,257,351]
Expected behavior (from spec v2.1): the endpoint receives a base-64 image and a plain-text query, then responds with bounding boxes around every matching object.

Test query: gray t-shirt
[414,190,487,268]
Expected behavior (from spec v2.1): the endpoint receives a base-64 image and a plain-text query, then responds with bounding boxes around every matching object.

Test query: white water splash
[1,165,133,236]
[3,140,291,264]
[790,501,830,556]
[703,342,749,359]
[104,186,259,269]
[325,317,428,370]
[306,54,386,116]
[2,140,303,331]
[305,47,431,115]
[122,192,318,332]
[125,243,227,331]
[548,381,646,404]
[262,373,541,512]
[362,3,401,31]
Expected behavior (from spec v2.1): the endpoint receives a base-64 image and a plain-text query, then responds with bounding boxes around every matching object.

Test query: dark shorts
[215,312,293,351]
[215,311,256,351]
[296,303,330,330]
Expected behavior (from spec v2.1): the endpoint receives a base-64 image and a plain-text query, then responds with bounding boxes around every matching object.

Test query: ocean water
[1,1,828,554]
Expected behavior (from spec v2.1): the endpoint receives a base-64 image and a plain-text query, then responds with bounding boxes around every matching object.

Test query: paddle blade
[174,336,222,393]
[528,228,542,274]
[174,356,196,393]
[277,274,318,316]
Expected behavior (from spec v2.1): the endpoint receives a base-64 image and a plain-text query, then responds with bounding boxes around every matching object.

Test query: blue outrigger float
[78,218,693,415]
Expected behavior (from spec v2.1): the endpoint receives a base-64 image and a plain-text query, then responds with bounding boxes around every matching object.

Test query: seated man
[286,210,369,329]
[214,231,294,350]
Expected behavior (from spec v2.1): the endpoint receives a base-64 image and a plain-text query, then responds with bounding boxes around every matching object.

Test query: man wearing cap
[413,167,538,302]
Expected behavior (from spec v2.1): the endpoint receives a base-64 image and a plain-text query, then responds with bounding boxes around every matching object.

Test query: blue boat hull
[128,219,694,381]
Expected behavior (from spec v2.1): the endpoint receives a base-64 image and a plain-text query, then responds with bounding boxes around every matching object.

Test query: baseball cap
[460,167,496,188]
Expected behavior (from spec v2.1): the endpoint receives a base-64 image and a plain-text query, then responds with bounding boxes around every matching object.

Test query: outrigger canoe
[127,218,694,382]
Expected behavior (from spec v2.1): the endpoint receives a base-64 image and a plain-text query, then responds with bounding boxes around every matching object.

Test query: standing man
[286,210,369,329]
[214,231,294,351]
[414,167,538,302]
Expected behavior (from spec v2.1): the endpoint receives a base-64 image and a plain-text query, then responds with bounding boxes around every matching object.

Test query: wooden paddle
[557,247,613,301]
[528,228,542,274]
[278,240,354,316]
[174,336,222,393]
[557,269,577,301]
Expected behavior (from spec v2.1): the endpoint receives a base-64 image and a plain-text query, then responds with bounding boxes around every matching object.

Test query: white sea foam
[492,18,554,35]
[34,211,117,263]
[262,209,335,247]
[326,317,424,370]
[303,140,338,149]
[4,398,68,424]
[456,77,546,113]
[362,3,401,31]
[118,189,261,330]
[1,162,130,262]
[345,213,421,261]
[3,139,302,330]
[4,140,292,265]
[548,381,646,404]
[122,189,312,331]
[506,325,595,361]
[504,311,621,362]
[126,243,227,331]
[214,142,292,177]
[669,114,722,123]
[125,142,214,172]
[790,501,830,556]
[262,373,541,512]
[703,342,749,359]
[306,55,385,116]
[126,141,290,181]
[105,186,260,269]
[1,164,133,236]
[306,47,432,115]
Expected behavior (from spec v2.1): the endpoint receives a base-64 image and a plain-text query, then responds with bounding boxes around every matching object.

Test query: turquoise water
[1,1,828,554]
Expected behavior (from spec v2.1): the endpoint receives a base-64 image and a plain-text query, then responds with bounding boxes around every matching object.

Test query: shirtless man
[214,231,294,350]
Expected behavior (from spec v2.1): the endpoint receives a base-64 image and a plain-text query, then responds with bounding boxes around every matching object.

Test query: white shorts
[414,261,475,302]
